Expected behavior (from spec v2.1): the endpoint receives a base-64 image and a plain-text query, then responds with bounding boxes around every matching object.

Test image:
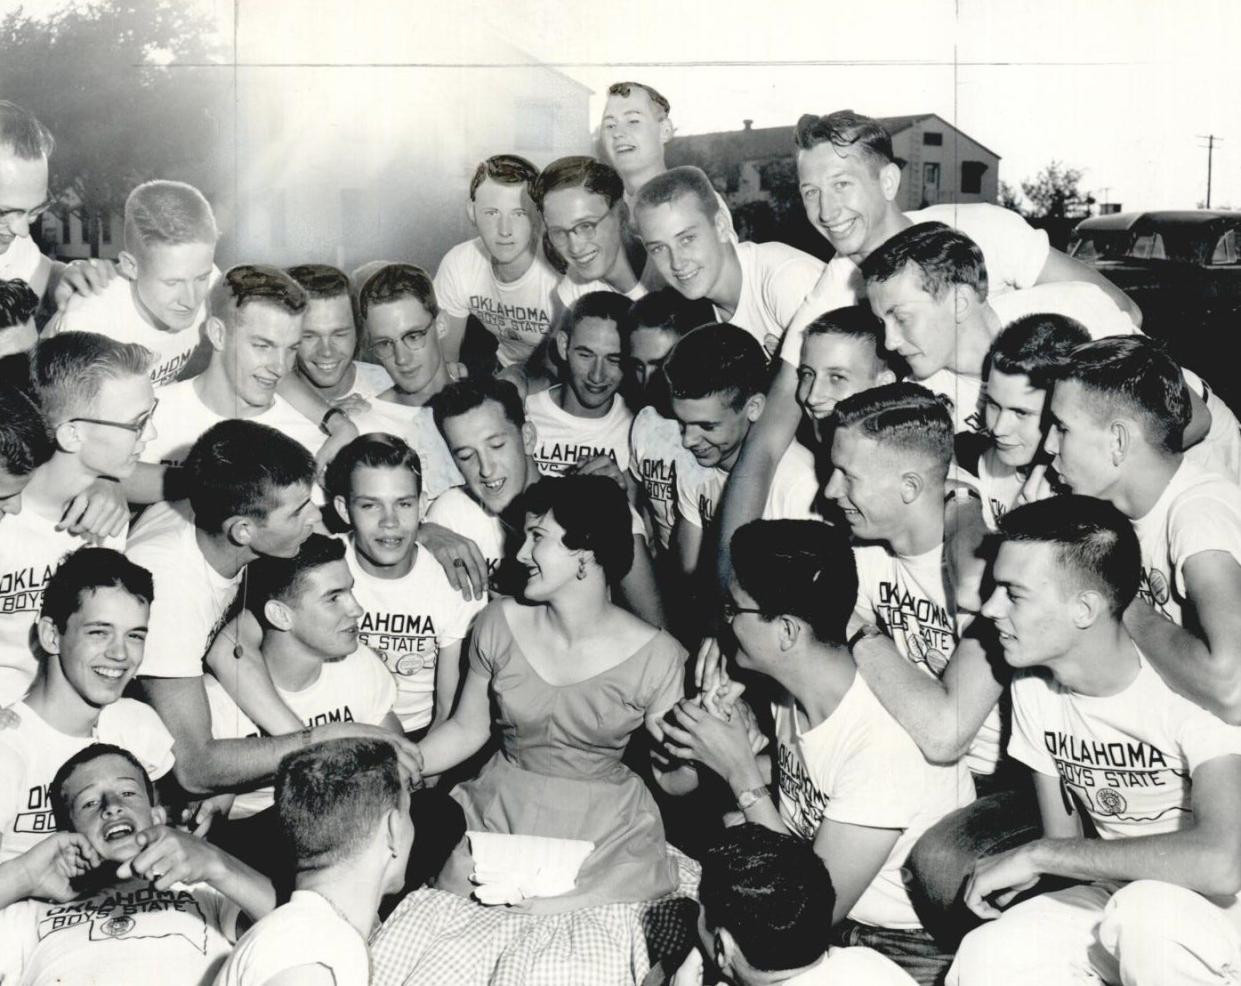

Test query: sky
[8,0,1240,212]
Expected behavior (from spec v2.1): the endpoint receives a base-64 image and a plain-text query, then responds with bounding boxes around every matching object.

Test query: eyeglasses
[69,398,159,435]
[546,212,612,250]
[0,197,53,230]
[370,327,432,361]
[721,597,764,623]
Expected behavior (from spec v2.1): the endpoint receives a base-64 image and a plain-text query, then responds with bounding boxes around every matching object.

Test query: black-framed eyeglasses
[370,327,432,361]
[546,212,612,250]
[721,597,764,623]
[69,398,159,435]
[0,197,54,229]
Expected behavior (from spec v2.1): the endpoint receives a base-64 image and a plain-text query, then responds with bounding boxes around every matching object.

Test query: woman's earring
[576,557,587,581]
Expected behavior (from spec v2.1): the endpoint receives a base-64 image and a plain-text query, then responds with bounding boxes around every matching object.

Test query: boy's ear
[205,316,227,352]
[118,251,139,280]
[332,494,351,528]
[37,616,62,657]
[466,201,477,228]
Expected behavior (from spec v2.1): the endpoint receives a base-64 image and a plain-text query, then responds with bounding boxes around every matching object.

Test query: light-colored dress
[436,600,686,913]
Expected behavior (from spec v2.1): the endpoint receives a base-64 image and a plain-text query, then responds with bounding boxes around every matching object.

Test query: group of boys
[1,79,1240,986]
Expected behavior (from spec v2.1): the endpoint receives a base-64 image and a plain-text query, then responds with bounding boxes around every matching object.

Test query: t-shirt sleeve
[818,707,926,830]
[109,700,176,781]
[0,900,36,982]
[360,647,398,722]
[676,471,704,529]
[1172,696,1241,775]
[441,569,487,645]
[193,884,242,944]
[763,251,826,336]
[849,547,880,628]
[1165,489,1241,598]
[771,450,820,521]
[778,259,860,366]
[960,204,1049,291]
[1007,671,1059,776]
[0,739,25,839]
[432,243,474,319]
[128,537,216,679]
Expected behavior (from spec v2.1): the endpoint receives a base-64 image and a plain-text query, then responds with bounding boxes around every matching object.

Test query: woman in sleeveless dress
[416,475,695,913]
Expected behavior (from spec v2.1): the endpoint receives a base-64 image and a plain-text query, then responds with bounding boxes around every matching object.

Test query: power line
[1197,135,1224,208]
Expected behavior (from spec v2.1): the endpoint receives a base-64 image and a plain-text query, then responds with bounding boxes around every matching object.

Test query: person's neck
[382,364,450,408]
[770,643,856,728]
[738,949,831,986]
[1109,452,1182,520]
[619,158,666,201]
[24,665,101,737]
[885,499,945,557]
[543,588,612,644]
[127,280,174,334]
[708,245,744,317]
[353,536,417,580]
[194,362,271,418]
[492,246,536,284]
[851,207,911,265]
[298,361,356,402]
[602,247,639,293]
[1053,624,1141,697]
[21,455,99,524]
[296,865,383,940]
[194,527,254,581]
[554,382,615,420]
[943,308,996,376]
[262,632,329,692]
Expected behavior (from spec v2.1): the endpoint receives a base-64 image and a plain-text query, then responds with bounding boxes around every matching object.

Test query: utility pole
[1197,135,1223,208]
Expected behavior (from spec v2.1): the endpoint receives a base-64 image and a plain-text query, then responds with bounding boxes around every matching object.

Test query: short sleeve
[194,884,242,944]
[359,647,399,722]
[103,700,176,781]
[0,900,36,982]
[954,204,1049,291]
[641,633,687,716]
[465,602,510,678]
[432,243,473,319]
[1173,698,1241,775]
[1007,671,1059,776]
[676,471,705,529]
[779,259,860,366]
[0,738,26,837]
[849,546,882,629]
[770,448,820,521]
[762,250,826,336]
[1166,489,1241,597]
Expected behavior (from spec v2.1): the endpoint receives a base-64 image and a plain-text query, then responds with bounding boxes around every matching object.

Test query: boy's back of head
[123,180,218,259]
[859,221,989,301]
[832,381,954,479]
[0,383,53,481]
[31,331,153,427]
[662,323,769,408]
[985,313,1092,391]
[208,264,307,330]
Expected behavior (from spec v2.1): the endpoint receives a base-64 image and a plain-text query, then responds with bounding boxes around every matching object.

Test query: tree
[0,0,229,257]
[997,180,1025,215]
[1020,161,1094,219]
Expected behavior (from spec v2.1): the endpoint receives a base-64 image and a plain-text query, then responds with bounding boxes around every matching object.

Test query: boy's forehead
[605,89,658,116]
[804,330,878,367]
[473,177,530,207]
[65,755,146,799]
[446,401,518,442]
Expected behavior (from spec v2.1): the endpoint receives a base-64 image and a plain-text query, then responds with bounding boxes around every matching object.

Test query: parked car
[1069,210,1241,411]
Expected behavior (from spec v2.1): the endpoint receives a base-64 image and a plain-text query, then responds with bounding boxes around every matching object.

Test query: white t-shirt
[781,202,1052,367]
[351,399,464,502]
[424,487,507,583]
[0,878,239,986]
[1132,460,1241,627]
[554,270,650,309]
[787,948,918,986]
[0,508,126,705]
[852,541,1001,775]
[714,240,823,351]
[345,538,485,732]
[773,676,974,930]
[126,502,242,679]
[205,645,396,818]
[678,441,819,529]
[212,889,369,986]
[628,406,708,551]
[347,360,394,399]
[47,277,205,388]
[433,238,559,367]
[141,378,325,467]
[0,699,174,863]
[1010,648,1241,842]
[526,387,633,476]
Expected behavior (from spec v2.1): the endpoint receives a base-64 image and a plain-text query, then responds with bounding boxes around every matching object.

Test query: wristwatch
[735,784,769,812]
[320,405,348,436]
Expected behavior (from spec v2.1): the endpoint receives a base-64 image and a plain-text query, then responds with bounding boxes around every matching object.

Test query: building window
[961,160,988,194]
[923,162,941,187]
[99,210,112,246]
[923,132,943,146]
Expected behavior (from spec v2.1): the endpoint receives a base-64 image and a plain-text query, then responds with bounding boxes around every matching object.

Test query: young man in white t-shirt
[203,534,404,871]
[663,323,819,580]
[633,166,823,359]
[1047,336,1241,725]
[433,154,558,370]
[326,435,485,738]
[0,743,274,986]
[47,180,217,387]
[0,548,173,864]
[949,495,1241,986]
[525,290,634,478]
[677,823,916,986]
[215,737,415,986]
[0,333,156,703]
[656,520,972,984]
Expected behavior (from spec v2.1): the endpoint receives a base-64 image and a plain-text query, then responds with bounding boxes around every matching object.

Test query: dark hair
[801,303,889,365]
[286,263,352,302]
[999,495,1140,617]
[31,332,154,426]
[468,154,539,201]
[0,384,53,477]
[0,278,38,329]
[985,313,1092,390]
[430,376,526,434]
[605,81,671,117]
[832,382,954,476]
[184,419,315,534]
[698,823,835,973]
[51,743,154,833]
[859,221,989,301]
[277,737,403,869]
[520,476,634,583]
[325,432,422,503]
[624,288,711,340]
[793,110,894,171]
[0,100,54,158]
[357,262,438,321]
[633,166,719,222]
[564,290,631,342]
[532,156,624,211]
[1054,336,1189,453]
[246,533,347,620]
[40,547,154,633]
[209,264,307,324]
[662,323,769,408]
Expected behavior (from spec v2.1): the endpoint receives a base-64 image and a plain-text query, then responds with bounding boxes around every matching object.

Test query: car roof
[1075,210,1241,234]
